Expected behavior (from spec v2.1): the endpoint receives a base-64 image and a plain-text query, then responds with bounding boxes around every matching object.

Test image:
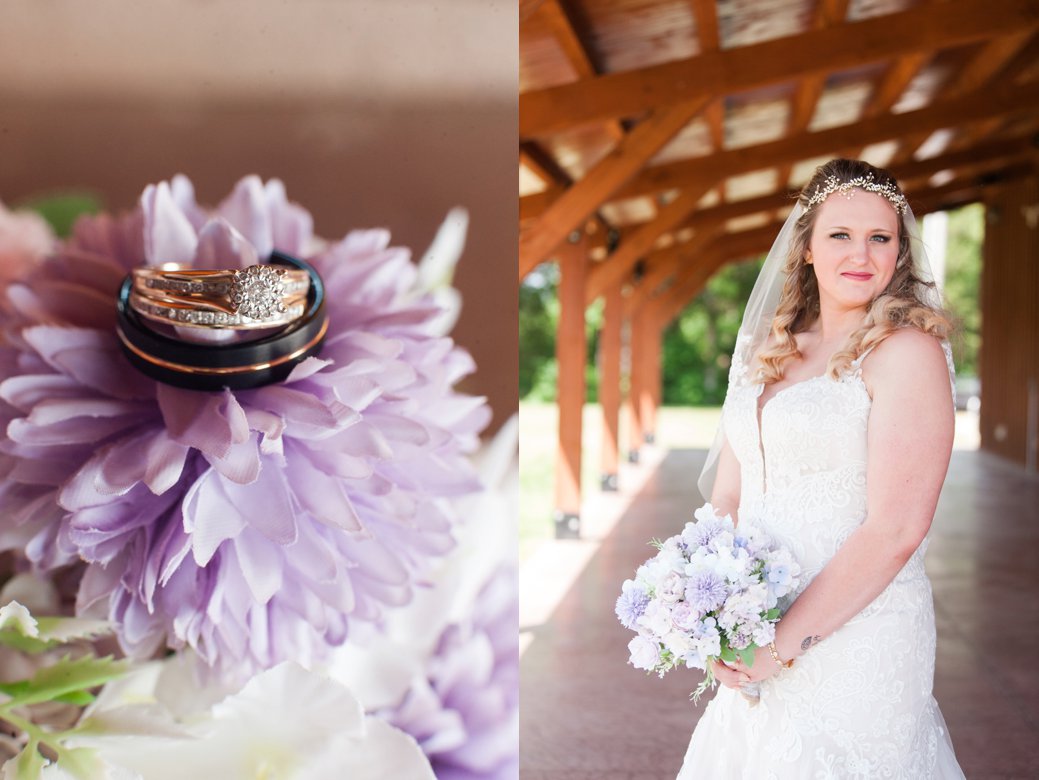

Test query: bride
[678,159,965,778]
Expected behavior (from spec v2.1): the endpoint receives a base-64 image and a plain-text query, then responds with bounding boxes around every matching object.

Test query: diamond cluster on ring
[231,266,287,320]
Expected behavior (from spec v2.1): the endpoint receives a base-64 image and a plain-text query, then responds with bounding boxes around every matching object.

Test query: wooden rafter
[689,0,725,195]
[893,30,1037,164]
[535,0,626,143]
[518,98,708,278]
[520,0,1039,137]
[522,77,1039,220]
[775,0,851,190]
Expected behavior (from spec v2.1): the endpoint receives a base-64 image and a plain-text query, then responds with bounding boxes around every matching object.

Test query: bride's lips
[841,272,873,281]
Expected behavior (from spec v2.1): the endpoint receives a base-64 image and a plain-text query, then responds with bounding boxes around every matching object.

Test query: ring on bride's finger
[131,264,310,329]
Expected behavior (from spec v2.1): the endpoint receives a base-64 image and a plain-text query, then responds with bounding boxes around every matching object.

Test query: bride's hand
[711,658,749,690]
[732,646,781,684]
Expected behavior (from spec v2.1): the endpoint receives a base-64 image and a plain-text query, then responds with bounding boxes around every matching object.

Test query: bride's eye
[870,235,891,243]
[829,232,848,239]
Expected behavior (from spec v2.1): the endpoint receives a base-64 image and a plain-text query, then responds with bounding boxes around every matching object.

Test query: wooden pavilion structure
[519,0,1039,537]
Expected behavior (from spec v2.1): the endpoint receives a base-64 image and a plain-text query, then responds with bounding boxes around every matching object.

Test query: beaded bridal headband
[805,172,908,215]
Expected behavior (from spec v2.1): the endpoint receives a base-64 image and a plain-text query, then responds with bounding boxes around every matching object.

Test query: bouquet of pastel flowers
[615,503,801,702]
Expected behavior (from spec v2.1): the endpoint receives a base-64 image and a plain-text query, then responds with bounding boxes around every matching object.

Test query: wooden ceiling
[519,0,1039,300]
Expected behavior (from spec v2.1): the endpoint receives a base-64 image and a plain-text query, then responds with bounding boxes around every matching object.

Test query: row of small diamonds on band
[135,298,306,326]
[142,278,309,296]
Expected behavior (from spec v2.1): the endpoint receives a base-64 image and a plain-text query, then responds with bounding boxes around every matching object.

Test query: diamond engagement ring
[131,264,310,329]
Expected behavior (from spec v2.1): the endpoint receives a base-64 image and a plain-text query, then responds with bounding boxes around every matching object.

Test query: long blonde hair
[756,159,953,385]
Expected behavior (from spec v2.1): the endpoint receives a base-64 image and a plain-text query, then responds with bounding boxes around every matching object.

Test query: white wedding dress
[677,349,965,779]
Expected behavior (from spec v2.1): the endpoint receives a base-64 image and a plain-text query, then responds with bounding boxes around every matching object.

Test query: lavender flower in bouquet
[616,503,801,702]
[0,175,490,681]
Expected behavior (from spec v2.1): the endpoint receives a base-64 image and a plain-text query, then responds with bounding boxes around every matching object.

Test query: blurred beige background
[0,0,517,430]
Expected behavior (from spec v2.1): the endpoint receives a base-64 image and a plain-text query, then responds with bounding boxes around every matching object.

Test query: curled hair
[756,158,953,385]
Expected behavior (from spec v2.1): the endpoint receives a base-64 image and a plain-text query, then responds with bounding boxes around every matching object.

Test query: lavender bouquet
[615,503,801,702]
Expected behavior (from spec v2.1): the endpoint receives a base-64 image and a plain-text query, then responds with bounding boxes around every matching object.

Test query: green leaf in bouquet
[6,740,45,780]
[719,645,736,664]
[52,690,96,707]
[765,608,781,621]
[0,655,128,710]
[0,630,52,654]
[737,645,757,667]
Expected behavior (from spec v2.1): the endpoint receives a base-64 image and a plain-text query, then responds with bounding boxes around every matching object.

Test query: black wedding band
[116,252,327,391]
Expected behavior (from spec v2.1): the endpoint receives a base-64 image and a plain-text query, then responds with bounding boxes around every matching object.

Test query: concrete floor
[520,449,1039,779]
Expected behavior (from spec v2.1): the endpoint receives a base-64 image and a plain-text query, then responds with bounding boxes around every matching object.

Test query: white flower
[656,572,685,603]
[662,630,692,657]
[636,600,673,638]
[628,636,661,671]
[68,663,435,780]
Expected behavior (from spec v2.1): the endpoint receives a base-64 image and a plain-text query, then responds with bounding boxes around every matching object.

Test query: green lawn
[519,402,721,559]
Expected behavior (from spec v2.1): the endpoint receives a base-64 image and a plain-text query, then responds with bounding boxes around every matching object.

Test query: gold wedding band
[130,264,310,329]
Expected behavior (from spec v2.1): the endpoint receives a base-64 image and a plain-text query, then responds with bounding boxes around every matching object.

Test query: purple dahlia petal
[141,182,198,267]
[216,176,274,260]
[157,385,249,459]
[194,218,259,269]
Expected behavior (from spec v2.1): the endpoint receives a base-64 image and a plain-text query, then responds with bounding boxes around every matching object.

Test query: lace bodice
[720,345,930,592]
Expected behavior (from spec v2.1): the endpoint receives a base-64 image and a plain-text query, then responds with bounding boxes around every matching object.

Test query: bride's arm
[744,329,954,676]
[710,436,742,526]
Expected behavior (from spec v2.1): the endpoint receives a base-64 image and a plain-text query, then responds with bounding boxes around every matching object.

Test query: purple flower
[684,571,728,616]
[0,175,489,678]
[381,567,518,780]
[615,580,650,630]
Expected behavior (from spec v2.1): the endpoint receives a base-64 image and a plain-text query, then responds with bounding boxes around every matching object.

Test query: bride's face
[806,190,900,312]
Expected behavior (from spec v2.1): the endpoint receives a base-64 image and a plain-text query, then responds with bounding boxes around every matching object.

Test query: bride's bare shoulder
[862,328,950,399]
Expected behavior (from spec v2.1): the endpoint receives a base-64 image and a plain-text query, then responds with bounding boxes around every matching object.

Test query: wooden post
[626,310,645,463]
[637,312,659,446]
[599,282,622,490]
[553,233,587,538]
[643,316,663,445]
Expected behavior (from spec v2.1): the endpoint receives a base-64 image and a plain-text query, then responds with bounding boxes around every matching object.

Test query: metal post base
[643,432,655,444]
[553,510,581,539]
[627,449,640,464]
[600,472,619,491]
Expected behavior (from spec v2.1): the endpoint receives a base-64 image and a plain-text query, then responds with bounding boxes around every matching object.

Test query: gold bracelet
[768,641,793,669]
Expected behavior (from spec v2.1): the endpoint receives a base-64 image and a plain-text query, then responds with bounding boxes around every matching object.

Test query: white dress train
[677,351,965,779]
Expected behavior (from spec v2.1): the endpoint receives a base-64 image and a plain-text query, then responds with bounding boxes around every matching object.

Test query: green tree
[661,258,763,406]
[942,204,983,378]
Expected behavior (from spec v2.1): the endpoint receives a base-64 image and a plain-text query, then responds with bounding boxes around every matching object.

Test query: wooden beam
[519,98,708,279]
[689,0,720,52]
[535,0,626,143]
[622,225,722,314]
[895,30,1036,163]
[520,0,548,24]
[520,142,568,187]
[776,0,851,188]
[586,183,713,300]
[553,235,587,535]
[599,282,623,489]
[520,0,1039,137]
[521,80,1039,219]
[861,52,932,119]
